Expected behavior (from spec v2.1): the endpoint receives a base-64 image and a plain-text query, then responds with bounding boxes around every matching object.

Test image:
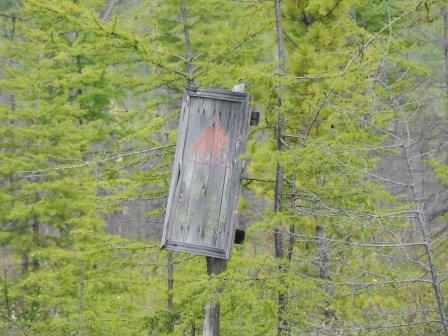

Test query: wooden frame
[161,86,251,259]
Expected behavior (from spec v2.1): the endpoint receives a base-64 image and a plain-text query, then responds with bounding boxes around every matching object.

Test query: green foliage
[0,0,447,335]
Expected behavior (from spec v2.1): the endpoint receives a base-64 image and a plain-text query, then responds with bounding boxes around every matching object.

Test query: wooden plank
[165,94,195,241]
[183,98,218,245]
[201,100,233,247]
[224,94,251,256]
[214,101,240,250]
[187,86,247,102]
[170,97,205,242]
[161,93,190,243]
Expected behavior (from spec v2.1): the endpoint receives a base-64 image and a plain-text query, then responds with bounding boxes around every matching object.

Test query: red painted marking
[193,120,229,168]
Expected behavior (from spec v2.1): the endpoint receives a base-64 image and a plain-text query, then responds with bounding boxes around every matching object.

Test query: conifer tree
[1,0,448,335]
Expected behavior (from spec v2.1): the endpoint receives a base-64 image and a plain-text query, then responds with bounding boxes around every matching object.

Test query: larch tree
[1,0,448,336]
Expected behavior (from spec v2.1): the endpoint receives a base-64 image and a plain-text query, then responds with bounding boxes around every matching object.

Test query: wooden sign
[161,86,251,259]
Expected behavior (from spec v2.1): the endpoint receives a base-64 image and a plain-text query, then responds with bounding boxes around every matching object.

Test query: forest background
[1,0,448,335]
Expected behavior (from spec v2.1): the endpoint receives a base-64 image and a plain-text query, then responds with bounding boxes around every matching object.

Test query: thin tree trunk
[274,1,288,335]
[167,251,174,333]
[274,0,286,79]
[287,175,297,262]
[23,176,41,274]
[274,119,285,261]
[161,4,197,335]
[180,2,194,85]
[21,255,29,275]
[442,7,448,94]
[31,214,39,271]
[316,226,330,281]
[78,264,85,336]
[2,277,12,333]
[6,16,20,279]
[316,224,336,333]
[285,179,296,336]
[287,224,294,261]
[7,15,16,128]
[404,147,448,334]
[100,0,116,21]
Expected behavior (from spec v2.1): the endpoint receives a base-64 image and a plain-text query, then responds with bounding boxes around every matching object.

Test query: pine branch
[14,145,174,177]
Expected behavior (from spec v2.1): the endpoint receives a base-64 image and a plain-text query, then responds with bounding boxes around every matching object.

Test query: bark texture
[274,1,288,335]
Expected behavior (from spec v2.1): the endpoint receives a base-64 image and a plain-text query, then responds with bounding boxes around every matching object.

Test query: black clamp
[250,111,260,126]
[234,229,246,244]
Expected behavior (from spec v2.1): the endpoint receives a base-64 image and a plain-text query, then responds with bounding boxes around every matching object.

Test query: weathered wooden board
[161,86,251,259]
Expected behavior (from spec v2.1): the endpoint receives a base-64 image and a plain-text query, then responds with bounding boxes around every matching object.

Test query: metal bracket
[234,229,246,244]
[250,111,260,126]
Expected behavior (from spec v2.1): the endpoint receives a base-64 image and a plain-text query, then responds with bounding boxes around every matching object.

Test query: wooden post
[203,257,226,336]
[202,84,245,336]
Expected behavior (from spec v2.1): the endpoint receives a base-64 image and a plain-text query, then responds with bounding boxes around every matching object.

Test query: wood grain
[162,87,250,259]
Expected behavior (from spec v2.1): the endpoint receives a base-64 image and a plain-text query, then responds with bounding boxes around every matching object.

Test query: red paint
[193,119,229,168]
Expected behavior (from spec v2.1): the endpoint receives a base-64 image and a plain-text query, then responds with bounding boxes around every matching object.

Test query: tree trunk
[7,16,16,137]
[167,251,174,332]
[316,224,335,331]
[100,0,116,21]
[274,1,288,335]
[180,1,194,85]
[442,7,448,94]
[31,214,39,271]
[287,177,296,262]
[180,4,196,334]
[316,225,330,281]
[404,147,448,334]
[78,264,85,336]
[287,224,295,262]
[21,255,29,275]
